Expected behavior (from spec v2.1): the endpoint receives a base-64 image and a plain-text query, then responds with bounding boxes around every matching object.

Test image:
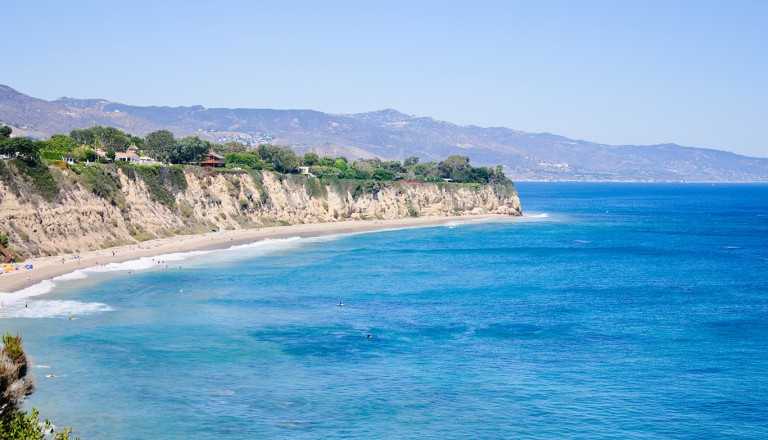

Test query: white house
[115,152,140,164]
[138,156,159,165]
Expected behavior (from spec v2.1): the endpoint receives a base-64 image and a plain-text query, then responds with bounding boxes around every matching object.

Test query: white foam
[2,279,57,299]
[523,213,549,218]
[0,299,113,319]
[54,271,89,281]
[0,236,332,319]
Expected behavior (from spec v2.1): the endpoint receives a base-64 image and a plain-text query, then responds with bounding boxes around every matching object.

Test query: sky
[3,0,767,157]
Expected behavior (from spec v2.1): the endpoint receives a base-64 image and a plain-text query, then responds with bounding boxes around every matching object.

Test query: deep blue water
[2,183,768,439]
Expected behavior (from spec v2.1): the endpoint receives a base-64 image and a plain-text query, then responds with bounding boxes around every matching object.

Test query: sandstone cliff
[0,161,521,258]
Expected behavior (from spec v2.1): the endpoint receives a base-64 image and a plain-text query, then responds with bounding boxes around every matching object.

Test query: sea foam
[0,236,332,319]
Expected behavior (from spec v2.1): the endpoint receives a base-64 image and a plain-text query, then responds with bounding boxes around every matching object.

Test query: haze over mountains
[1,84,766,182]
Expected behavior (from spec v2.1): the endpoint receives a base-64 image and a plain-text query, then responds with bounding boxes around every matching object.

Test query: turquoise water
[2,183,767,439]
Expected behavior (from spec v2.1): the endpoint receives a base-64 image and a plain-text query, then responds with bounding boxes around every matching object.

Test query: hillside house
[115,152,140,163]
[201,152,226,167]
[138,156,159,165]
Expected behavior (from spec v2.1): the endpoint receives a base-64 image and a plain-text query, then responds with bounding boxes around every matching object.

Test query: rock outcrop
[0,163,521,258]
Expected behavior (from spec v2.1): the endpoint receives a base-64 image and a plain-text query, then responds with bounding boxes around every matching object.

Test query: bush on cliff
[121,164,187,210]
[0,333,75,439]
[9,158,59,202]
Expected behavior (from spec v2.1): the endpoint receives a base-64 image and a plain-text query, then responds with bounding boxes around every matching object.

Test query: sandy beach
[1,214,511,296]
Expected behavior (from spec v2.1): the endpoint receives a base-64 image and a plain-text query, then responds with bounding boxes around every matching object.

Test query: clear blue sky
[3,0,767,157]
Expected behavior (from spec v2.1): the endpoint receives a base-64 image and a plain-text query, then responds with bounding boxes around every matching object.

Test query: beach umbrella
[4,264,13,271]
[24,264,33,269]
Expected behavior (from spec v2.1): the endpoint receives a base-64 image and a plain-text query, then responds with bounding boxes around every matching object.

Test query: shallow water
[2,183,767,439]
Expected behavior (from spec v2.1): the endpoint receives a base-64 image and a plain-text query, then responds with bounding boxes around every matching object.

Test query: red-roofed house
[200,152,225,167]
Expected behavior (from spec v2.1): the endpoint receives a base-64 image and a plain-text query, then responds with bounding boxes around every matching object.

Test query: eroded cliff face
[0,164,521,257]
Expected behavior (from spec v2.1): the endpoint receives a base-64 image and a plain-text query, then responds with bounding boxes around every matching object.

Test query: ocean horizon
[2,182,767,439]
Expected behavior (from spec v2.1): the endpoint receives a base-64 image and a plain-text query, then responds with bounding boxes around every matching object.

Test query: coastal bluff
[0,162,521,258]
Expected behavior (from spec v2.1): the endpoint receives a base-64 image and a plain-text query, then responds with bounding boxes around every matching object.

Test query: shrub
[0,160,20,197]
[123,165,187,210]
[305,177,326,198]
[79,165,122,204]
[0,333,74,439]
[10,159,59,202]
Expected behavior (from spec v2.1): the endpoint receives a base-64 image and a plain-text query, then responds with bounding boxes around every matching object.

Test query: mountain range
[1,84,766,181]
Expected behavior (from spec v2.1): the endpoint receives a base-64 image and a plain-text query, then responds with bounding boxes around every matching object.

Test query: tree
[381,160,405,173]
[333,158,348,171]
[71,147,97,163]
[1,333,73,439]
[404,156,419,167]
[216,142,247,155]
[413,162,440,181]
[303,152,319,166]
[351,161,373,179]
[0,138,40,162]
[129,136,144,149]
[46,135,77,154]
[438,155,470,179]
[99,127,130,152]
[492,164,507,182]
[144,130,176,158]
[0,126,11,138]
[256,144,279,163]
[372,167,395,180]
[69,129,96,147]
[273,147,298,173]
[168,136,210,164]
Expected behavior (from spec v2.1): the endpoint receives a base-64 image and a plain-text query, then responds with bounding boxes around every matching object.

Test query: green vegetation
[9,158,59,202]
[73,164,123,205]
[305,176,326,198]
[1,123,510,185]
[0,133,43,163]
[122,165,187,210]
[0,159,20,197]
[1,333,75,439]
[143,130,175,158]
[0,124,513,221]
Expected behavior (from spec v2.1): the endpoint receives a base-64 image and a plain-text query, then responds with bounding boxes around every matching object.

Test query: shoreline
[1,214,512,296]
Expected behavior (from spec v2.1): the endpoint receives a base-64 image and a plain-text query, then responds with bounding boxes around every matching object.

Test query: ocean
[2,183,767,439]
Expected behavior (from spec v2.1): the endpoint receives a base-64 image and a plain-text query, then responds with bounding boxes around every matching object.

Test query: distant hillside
[1,84,767,181]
